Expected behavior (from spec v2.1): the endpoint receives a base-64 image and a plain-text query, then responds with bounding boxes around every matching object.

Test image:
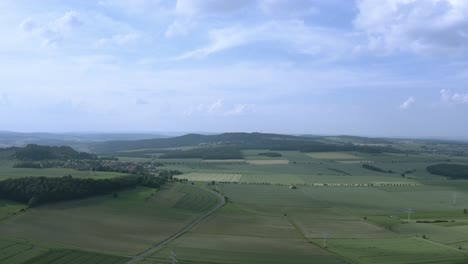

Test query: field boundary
[125,186,225,264]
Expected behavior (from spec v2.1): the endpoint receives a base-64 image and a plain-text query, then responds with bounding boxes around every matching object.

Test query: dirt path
[125,187,225,264]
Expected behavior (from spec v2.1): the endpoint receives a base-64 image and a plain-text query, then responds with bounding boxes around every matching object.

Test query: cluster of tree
[258,152,282,157]
[159,147,243,160]
[0,175,141,206]
[362,164,393,173]
[427,163,468,179]
[141,170,182,188]
[0,168,184,206]
[15,144,96,161]
[13,161,45,168]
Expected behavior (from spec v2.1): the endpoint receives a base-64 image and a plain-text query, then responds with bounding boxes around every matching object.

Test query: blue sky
[1,0,468,137]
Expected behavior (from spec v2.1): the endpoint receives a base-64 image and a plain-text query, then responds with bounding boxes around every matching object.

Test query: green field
[2,143,468,263]
[0,184,219,255]
[307,152,363,160]
[0,160,127,181]
[325,237,468,264]
[0,237,129,264]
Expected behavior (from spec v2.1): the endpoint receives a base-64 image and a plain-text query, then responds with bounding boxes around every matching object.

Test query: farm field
[325,237,468,264]
[307,152,363,160]
[145,203,347,264]
[0,161,127,181]
[0,237,128,264]
[247,159,289,165]
[0,184,219,255]
[2,139,468,263]
[175,172,242,183]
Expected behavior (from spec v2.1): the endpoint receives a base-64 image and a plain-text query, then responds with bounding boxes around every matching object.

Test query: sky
[1,0,468,137]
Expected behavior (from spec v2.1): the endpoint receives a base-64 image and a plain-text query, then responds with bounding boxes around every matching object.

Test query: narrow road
[125,187,225,264]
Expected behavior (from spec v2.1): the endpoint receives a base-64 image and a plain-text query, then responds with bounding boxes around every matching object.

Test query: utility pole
[406,208,413,223]
[170,250,178,264]
[322,233,329,248]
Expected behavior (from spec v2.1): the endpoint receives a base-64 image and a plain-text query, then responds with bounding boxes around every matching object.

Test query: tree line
[427,163,468,179]
[0,170,182,206]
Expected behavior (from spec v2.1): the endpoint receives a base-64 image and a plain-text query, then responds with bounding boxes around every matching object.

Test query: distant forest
[427,164,468,179]
[91,133,400,155]
[159,147,242,160]
[14,144,96,161]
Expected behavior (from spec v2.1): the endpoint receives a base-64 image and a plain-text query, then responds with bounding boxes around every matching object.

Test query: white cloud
[207,98,224,114]
[19,11,82,46]
[224,104,256,116]
[258,0,318,17]
[355,0,468,56]
[175,20,351,59]
[399,96,415,109]
[174,0,253,16]
[96,33,140,47]
[98,0,169,14]
[441,89,468,104]
[165,18,194,38]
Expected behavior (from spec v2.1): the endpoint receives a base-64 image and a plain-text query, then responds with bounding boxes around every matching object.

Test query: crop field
[145,203,347,264]
[247,159,289,165]
[2,143,468,264]
[0,184,218,255]
[307,152,363,160]
[0,237,48,264]
[25,249,129,264]
[0,200,25,221]
[175,172,242,183]
[0,161,127,181]
[325,237,468,264]
[202,159,245,163]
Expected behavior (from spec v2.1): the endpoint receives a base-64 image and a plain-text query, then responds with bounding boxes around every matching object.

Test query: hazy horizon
[1,0,468,137]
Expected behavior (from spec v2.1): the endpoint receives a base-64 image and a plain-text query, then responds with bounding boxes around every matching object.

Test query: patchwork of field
[175,172,242,183]
[0,184,219,255]
[144,203,347,264]
[2,147,468,263]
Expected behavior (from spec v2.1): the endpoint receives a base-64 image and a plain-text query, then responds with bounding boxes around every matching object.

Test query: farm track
[125,187,225,264]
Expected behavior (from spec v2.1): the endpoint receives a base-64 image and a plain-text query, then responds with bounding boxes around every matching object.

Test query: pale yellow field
[202,159,245,163]
[336,160,373,164]
[176,173,243,182]
[248,159,290,165]
[307,152,362,160]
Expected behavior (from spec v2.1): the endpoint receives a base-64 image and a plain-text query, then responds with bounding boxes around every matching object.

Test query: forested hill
[90,132,398,155]
[13,144,97,161]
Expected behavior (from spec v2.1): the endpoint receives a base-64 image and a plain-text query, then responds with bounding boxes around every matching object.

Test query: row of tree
[0,169,183,206]
[0,175,140,206]
[427,163,468,179]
